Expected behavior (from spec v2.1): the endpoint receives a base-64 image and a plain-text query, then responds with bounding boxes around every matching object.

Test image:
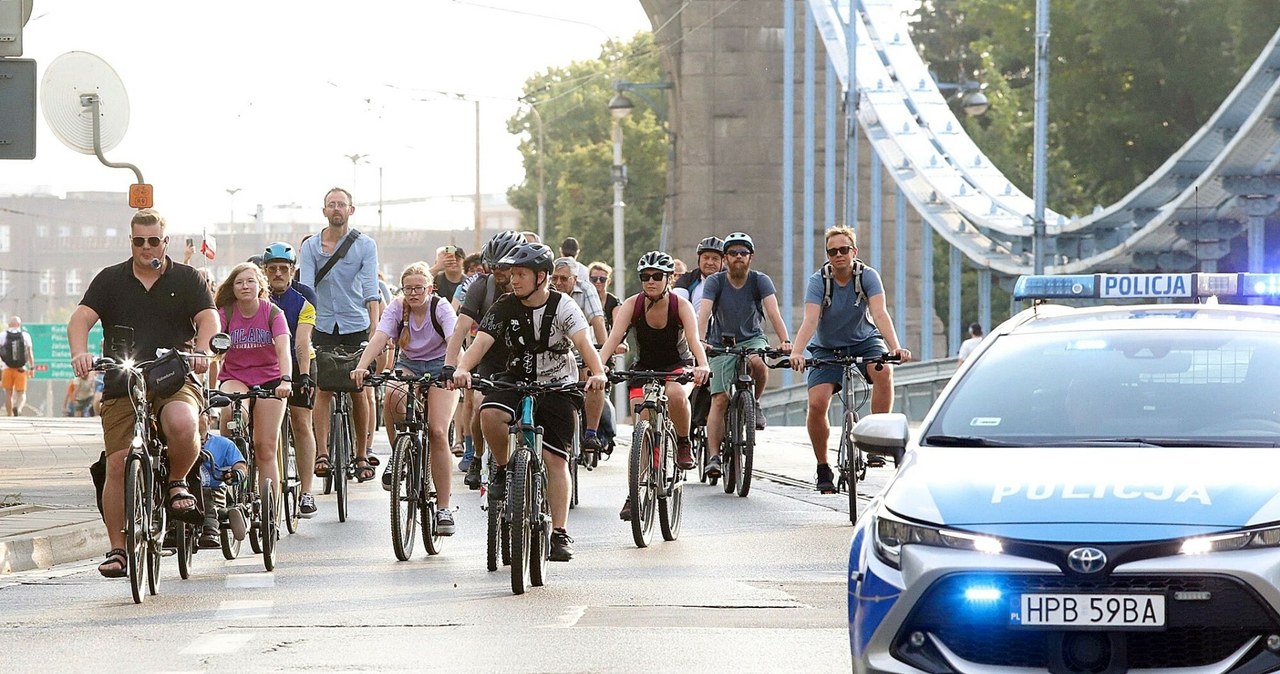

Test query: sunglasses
[264,264,292,275]
[131,236,166,248]
[590,275,609,284]
[725,249,751,258]
[826,245,854,257]
[639,271,667,282]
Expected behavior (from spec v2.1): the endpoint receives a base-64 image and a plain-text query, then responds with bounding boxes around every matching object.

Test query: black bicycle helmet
[483,230,524,266]
[498,242,554,274]
[722,231,754,254]
[637,251,676,273]
[247,254,265,267]
[696,236,724,255]
[263,242,296,265]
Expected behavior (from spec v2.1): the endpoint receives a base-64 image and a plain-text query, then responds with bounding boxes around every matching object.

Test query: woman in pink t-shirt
[210,262,293,503]
[352,262,459,533]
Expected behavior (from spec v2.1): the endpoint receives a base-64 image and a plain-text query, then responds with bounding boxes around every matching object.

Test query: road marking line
[540,604,587,628]
[226,573,275,588]
[215,599,273,620]
[180,631,253,654]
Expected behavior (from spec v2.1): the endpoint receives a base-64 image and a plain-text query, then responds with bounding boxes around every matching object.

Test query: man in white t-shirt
[957,322,984,364]
[449,243,607,563]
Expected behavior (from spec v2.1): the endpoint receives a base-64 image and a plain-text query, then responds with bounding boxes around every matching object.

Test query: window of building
[0,226,9,252]
[58,226,72,238]
[104,228,118,238]
[39,269,54,296]
[65,268,81,296]
[0,271,10,298]
[35,225,48,238]
[81,226,96,238]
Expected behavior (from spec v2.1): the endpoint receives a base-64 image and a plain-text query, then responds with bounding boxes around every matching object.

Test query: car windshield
[925,327,1280,445]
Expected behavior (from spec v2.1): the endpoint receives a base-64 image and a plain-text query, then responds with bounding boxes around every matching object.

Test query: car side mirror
[853,413,909,465]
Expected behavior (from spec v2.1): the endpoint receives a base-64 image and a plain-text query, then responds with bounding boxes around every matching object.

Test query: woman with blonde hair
[351,262,460,534]
[210,262,293,507]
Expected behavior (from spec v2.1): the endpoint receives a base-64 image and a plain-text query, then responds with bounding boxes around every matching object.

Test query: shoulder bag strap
[313,229,362,287]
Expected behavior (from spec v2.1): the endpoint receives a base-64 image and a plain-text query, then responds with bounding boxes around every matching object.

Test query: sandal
[354,458,375,483]
[313,454,332,478]
[365,451,380,467]
[166,480,204,525]
[98,548,127,578]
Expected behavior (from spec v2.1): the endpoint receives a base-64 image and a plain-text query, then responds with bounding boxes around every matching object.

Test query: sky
[2,1,651,233]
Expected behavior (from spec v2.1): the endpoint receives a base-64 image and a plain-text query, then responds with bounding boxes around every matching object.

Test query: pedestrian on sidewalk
[1,316,35,416]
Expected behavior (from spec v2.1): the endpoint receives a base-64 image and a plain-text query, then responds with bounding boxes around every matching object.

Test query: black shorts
[313,329,367,349]
[480,388,583,461]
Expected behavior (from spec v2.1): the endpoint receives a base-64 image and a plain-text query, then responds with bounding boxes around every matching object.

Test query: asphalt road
[0,430,876,673]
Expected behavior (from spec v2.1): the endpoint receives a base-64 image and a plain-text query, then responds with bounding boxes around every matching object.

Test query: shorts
[100,380,204,456]
[313,328,368,349]
[2,367,29,392]
[396,355,445,379]
[480,388,583,461]
[627,364,691,399]
[709,335,769,396]
[806,337,889,392]
[289,358,316,409]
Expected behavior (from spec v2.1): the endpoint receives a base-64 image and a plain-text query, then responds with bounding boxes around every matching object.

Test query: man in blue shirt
[788,225,912,492]
[298,187,382,484]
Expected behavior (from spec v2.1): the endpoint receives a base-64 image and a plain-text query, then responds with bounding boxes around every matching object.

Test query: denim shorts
[806,337,888,392]
[395,355,445,379]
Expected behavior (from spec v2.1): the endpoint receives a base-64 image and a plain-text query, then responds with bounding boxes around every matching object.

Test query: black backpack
[1,330,27,369]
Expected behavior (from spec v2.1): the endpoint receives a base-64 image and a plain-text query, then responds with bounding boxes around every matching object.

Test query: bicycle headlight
[1180,524,1280,555]
[872,510,1003,569]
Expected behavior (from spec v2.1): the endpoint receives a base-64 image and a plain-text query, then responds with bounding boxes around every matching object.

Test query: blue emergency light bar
[1013,273,1280,301]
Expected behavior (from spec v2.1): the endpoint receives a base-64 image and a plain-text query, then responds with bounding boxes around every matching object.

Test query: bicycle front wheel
[389,434,418,561]
[334,407,350,523]
[734,391,756,498]
[261,479,277,572]
[509,448,532,595]
[124,455,147,604]
[146,464,165,597]
[628,421,656,548]
[842,409,859,523]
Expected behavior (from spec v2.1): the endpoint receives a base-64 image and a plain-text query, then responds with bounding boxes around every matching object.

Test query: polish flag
[201,235,217,260]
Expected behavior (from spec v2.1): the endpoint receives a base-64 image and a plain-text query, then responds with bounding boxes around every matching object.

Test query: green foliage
[507,34,667,295]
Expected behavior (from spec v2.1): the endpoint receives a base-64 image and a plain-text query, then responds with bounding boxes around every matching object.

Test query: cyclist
[551,257,610,454]
[672,236,725,310]
[695,231,791,479]
[209,262,294,505]
[263,242,320,518]
[448,242,608,562]
[351,262,460,534]
[299,187,381,484]
[445,230,524,488]
[788,225,911,492]
[597,251,711,520]
[68,208,218,578]
[196,411,248,548]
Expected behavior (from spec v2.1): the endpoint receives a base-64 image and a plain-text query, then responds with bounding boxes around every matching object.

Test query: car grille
[900,573,1280,669]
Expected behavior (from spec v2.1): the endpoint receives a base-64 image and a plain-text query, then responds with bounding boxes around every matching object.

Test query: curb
[1,519,108,574]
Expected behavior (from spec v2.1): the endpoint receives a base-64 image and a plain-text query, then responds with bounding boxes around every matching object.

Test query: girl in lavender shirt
[352,262,460,531]
[210,262,293,502]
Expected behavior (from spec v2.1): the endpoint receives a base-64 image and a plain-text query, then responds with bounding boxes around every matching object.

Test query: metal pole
[612,117,626,304]
[894,187,907,343]
[783,0,796,378]
[530,105,547,242]
[869,153,882,268]
[474,100,483,254]
[803,2,816,280]
[978,269,992,334]
[845,0,859,230]
[825,56,837,231]
[949,245,961,356]
[1032,0,1050,274]
[920,220,933,359]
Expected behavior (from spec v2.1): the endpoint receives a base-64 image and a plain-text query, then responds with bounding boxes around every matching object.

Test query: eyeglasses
[324,201,351,209]
[551,275,574,283]
[402,285,428,295]
[826,245,854,257]
[590,275,609,284]
[130,236,165,248]
[639,271,667,282]
[725,249,751,258]
[264,264,292,275]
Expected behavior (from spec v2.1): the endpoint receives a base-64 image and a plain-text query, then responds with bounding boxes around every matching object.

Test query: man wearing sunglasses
[788,225,911,493]
[695,231,792,480]
[552,257,611,454]
[67,208,218,578]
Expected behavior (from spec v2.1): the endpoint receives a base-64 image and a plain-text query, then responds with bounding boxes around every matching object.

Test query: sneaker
[754,400,768,430]
[464,460,483,490]
[676,439,695,470]
[198,526,221,549]
[705,455,723,479]
[226,506,248,541]
[298,492,317,518]
[458,456,472,472]
[816,463,836,493]
[488,468,507,503]
[865,452,886,468]
[619,497,632,521]
[382,469,394,492]
[435,509,456,536]
[550,529,574,561]
[582,433,604,455]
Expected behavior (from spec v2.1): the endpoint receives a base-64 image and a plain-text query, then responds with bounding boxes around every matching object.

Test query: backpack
[219,301,284,340]
[710,270,764,320]
[398,296,445,349]
[531,292,566,354]
[0,330,27,369]
[819,259,868,316]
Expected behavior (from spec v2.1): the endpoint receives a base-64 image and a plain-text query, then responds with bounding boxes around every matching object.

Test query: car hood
[881,446,1280,542]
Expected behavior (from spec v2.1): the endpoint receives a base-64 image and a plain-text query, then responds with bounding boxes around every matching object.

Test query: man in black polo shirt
[68,208,218,579]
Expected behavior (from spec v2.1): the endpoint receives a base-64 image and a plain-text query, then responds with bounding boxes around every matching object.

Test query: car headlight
[1181,524,1280,555]
[873,510,1004,569]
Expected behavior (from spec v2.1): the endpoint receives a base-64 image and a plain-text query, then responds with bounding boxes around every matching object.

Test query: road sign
[26,323,102,381]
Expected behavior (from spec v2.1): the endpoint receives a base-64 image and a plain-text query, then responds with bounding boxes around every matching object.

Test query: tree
[507,34,667,295]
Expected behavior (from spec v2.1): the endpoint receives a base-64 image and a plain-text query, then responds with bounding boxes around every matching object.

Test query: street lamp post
[1032,0,1050,274]
[526,103,547,244]
[226,187,241,261]
[344,153,369,195]
[609,93,632,305]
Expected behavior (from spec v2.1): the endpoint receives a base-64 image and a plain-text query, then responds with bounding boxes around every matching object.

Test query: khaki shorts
[2,368,29,392]
[100,380,204,456]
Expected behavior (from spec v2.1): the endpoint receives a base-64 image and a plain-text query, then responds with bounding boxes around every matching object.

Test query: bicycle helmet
[497,242,555,274]
[636,251,676,273]
[263,242,296,265]
[722,231,754,254]
[696,236,724,255]
[483,230,524,266]
[246,254,265,267]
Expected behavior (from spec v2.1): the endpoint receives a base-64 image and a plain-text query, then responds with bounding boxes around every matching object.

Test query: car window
[927,329,1280,443]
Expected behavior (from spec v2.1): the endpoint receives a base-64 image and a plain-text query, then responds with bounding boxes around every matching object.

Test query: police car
[849,273,1280,673]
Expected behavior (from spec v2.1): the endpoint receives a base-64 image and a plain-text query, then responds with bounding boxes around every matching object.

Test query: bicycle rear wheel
[261,479,277,572]
[658,424,683,542]
[734,391,756,498]
[628,421,656,548]
[175,520,193,580]
[421,439,444,556]
[509,448,532,595]
[389,434,418,561]
[124,455,147,604]
[146,467,165,597]
[281,423,300,535]
[529,464,550,588]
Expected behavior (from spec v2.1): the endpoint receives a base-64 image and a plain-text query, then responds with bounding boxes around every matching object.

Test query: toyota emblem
[1066,547,1108,574]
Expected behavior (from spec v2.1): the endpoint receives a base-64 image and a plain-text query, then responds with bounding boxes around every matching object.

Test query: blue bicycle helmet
[263,242,296,265]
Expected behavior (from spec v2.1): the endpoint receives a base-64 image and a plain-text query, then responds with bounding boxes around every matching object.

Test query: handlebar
[705,345,791,369]
[359,370,448,389]
[207,387,282,408]
[91,349,211,373]
[469,377,586,395]
[607,370,696,385]
[805,353,903,370]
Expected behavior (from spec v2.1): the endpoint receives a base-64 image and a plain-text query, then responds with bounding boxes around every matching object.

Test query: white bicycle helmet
[636,251,676,273]
[722,231,754,254]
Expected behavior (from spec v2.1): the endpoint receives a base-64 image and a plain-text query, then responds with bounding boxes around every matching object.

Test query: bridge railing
[758,357,957,426]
